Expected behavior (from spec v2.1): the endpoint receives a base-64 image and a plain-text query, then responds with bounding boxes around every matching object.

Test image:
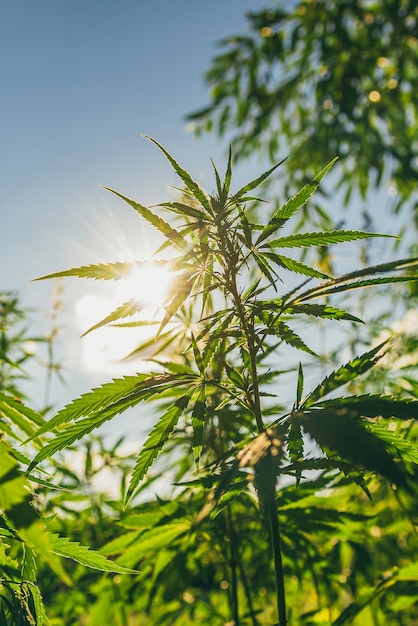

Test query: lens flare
[124,262,173,309]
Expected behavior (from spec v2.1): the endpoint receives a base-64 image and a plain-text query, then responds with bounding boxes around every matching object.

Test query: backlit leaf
[267,230,390,249]
[126,396,190,504]
[143,136,213,213]
[115,523,190,568]
[231,158,286,203]
[81,300,144,336]
[256,158,337,244]
[303,342,388,407]
[33,261,145,282]
[29,373,177,439]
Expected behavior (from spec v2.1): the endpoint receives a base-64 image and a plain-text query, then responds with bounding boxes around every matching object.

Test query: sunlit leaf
[25,582,48,626]
[263,251,330,279]
[0,394,45,440]
[143,136,213,213]
[333,577,392,625]
[269,322,317,356]
[126,396,190,504]
[287,303,363,324]
[0,439,36,518]
[366,423,418,464]
[33,261,145,282]
[256,158,338,244]
[266,230,391,249]
[253,251,281,286]
[48,533,138,573]
[116,523,190,568]
[102,186,187,250]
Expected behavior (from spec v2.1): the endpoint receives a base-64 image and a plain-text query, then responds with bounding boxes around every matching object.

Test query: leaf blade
[49,533,139,574]
[125,395,190,504]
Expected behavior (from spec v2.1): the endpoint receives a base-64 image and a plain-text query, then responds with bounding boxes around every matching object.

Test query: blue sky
[2,1,270,408]
[2,1,265,292]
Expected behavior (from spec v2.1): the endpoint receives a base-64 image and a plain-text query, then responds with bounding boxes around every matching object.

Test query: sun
[69,202,178,375]
[73,260,175,376]
[124,261,173,310]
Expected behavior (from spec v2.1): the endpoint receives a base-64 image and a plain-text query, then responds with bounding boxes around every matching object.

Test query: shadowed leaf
[294,408,410,489]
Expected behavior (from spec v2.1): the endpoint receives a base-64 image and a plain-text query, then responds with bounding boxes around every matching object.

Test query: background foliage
[188,0,418,219]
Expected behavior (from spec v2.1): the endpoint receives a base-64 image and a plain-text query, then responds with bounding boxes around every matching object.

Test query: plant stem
[266,480,287,626]
[237,556,259,626]
[227,270,264,433]
[217,220,265,433]
[226,505,240,626]
[218,218,286,622]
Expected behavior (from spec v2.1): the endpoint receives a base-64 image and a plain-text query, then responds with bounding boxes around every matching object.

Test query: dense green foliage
[188,0,418,216]
[0,295,137,625]
[3,138,414,624]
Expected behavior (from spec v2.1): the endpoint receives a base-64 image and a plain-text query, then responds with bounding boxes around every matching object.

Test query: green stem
[237,556,259,626]
[227,272,264,433]
[226,506,240,626]
[266,478,287,626]
[217,221,264,433]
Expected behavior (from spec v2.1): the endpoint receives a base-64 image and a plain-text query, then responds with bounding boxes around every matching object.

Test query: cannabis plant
[31,138,418,625]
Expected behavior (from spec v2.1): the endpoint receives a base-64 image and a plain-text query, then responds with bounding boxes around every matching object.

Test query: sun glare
[73,261,175,376]
[69,205,177,376]
[125,262,173,309]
